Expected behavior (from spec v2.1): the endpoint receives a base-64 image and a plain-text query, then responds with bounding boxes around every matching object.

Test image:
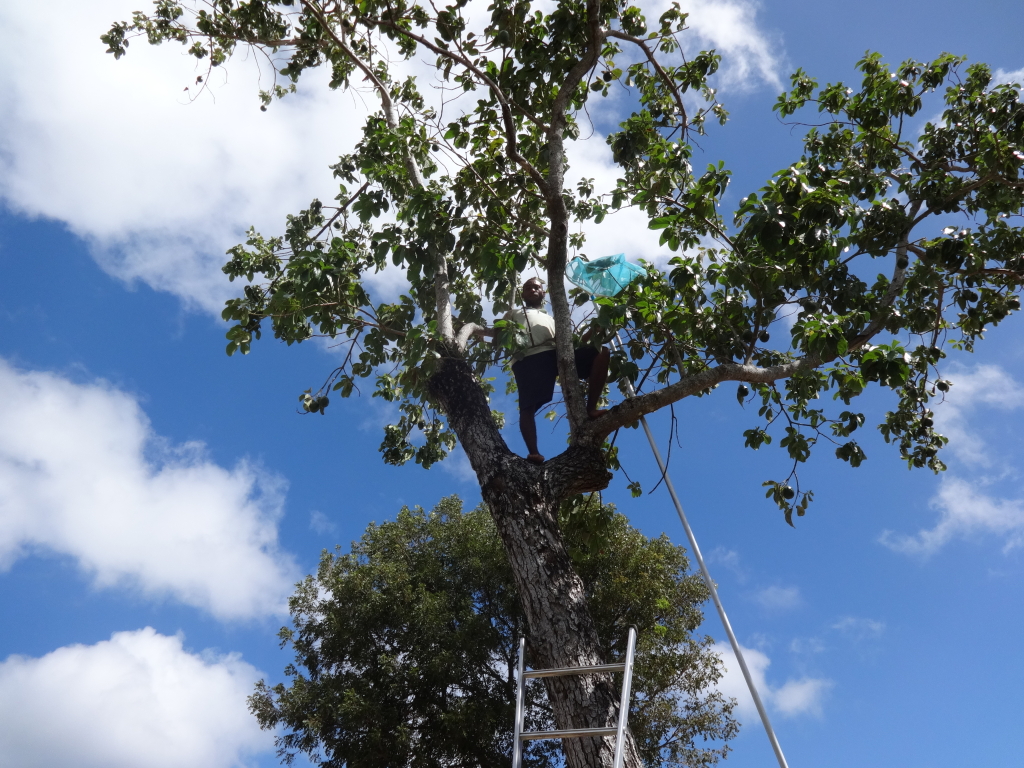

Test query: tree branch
[301,0,455,344]
[371,18,549,197]
[605,29,688,125]
[546,0,605,435]
[583,202,933,442]
[455,322,483,352]
[849,199,922,348]
[582,355,823,440]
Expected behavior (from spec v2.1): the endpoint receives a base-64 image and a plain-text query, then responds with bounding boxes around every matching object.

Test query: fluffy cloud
[708,546,746,581]
[0,0,782,314]
[995,67,1024,86]
[0,359,298,620]
[0,628,271,768]
[931,364,1024,467]
[683,0,784,90]
[830,616,886,640]
[880,364,1024,556]
[880,477,1024,556]
[753,585,802,612]
[771,677,832,717]
[715,641,832,719]
[0,0,362,312]
[566,0,783,266]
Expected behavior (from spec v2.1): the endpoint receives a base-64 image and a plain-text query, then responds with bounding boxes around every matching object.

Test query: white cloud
[0,0,368,313]
[831,616,886,640]
[707,546,746,581]
[0,359,298,620]
[715,641,832,719]
[771,677,831,717]
[0,628,271,768]
[566,0,784,267]
[684,0,784,90]
[441,445,481,484]
[879,364,1024,557]
[932,364,1024,467]
[309,510,337,535]
[789,616,885,655]
[753,585,801,611]
[788,636,825,655]
[995,67,1024,87]
[880,477,1024,556]
[0,1,782,316]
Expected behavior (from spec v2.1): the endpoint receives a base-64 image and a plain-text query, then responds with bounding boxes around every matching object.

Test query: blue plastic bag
[567,254,646,298]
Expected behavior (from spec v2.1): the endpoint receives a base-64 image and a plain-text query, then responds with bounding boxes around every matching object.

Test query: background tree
[249,495,737,767]
[103,1,1024,765]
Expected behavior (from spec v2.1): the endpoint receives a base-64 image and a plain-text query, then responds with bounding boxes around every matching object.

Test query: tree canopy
[104,1,1024,521]
[103,2,1024,766]
[249,495,737,767]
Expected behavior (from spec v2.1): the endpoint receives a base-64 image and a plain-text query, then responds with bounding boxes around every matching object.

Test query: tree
[102,2,1024,766]
[248,495,737,767]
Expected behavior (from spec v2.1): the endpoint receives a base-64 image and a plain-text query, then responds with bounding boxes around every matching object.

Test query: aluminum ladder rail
[512,627,637,768]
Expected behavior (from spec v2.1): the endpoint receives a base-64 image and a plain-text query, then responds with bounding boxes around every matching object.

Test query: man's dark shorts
[512,347,599,411]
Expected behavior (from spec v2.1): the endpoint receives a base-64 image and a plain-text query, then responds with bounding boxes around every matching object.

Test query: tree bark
[429,356,641,768]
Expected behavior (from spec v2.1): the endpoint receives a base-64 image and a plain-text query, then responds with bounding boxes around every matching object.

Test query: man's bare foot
[526,453,545,465]
[587,408,608,419]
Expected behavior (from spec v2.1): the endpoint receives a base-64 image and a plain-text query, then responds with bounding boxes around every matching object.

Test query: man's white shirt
[506,307,555,361]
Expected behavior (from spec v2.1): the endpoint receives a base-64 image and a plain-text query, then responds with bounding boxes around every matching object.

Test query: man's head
[522,278,545,308]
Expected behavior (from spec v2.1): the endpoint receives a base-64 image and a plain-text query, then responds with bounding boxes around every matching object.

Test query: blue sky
[1,1,1022,766]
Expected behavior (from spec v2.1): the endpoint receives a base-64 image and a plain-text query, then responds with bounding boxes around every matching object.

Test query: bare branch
[455,322,484,352]
[584,354,823,440]
[605,29,688,125]
[311,179,372,240]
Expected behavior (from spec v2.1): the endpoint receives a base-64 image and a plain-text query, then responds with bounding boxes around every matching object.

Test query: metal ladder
[511,627,637,768]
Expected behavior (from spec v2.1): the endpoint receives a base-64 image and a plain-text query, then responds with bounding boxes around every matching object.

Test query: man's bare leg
[519,403,545,464]
[587,346,611,419]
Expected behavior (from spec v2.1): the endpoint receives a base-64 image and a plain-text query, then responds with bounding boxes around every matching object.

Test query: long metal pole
[610,337,790,768]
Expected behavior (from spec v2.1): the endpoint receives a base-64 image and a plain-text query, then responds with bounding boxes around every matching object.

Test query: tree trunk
[429,356,642,768]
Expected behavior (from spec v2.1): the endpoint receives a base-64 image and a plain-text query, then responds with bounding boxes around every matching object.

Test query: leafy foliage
[248,496,737,767]
[105,2,1024,524]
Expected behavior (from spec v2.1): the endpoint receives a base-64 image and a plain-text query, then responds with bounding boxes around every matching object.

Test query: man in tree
[477,277,611,464]
[102,2,1024,765]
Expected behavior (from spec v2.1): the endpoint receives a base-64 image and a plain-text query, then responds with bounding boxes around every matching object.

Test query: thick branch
[582,356,822,441]
[548,0,605,434]
[585,215,933,440]
[455,322,483,352]
[850,199,922,347]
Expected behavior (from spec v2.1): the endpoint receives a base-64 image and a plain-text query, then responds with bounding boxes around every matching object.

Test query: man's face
[522,279,545,307]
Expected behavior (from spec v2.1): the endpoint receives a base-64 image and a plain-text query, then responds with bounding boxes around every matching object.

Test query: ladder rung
[523,662,625,679]
[520,727,618,740]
